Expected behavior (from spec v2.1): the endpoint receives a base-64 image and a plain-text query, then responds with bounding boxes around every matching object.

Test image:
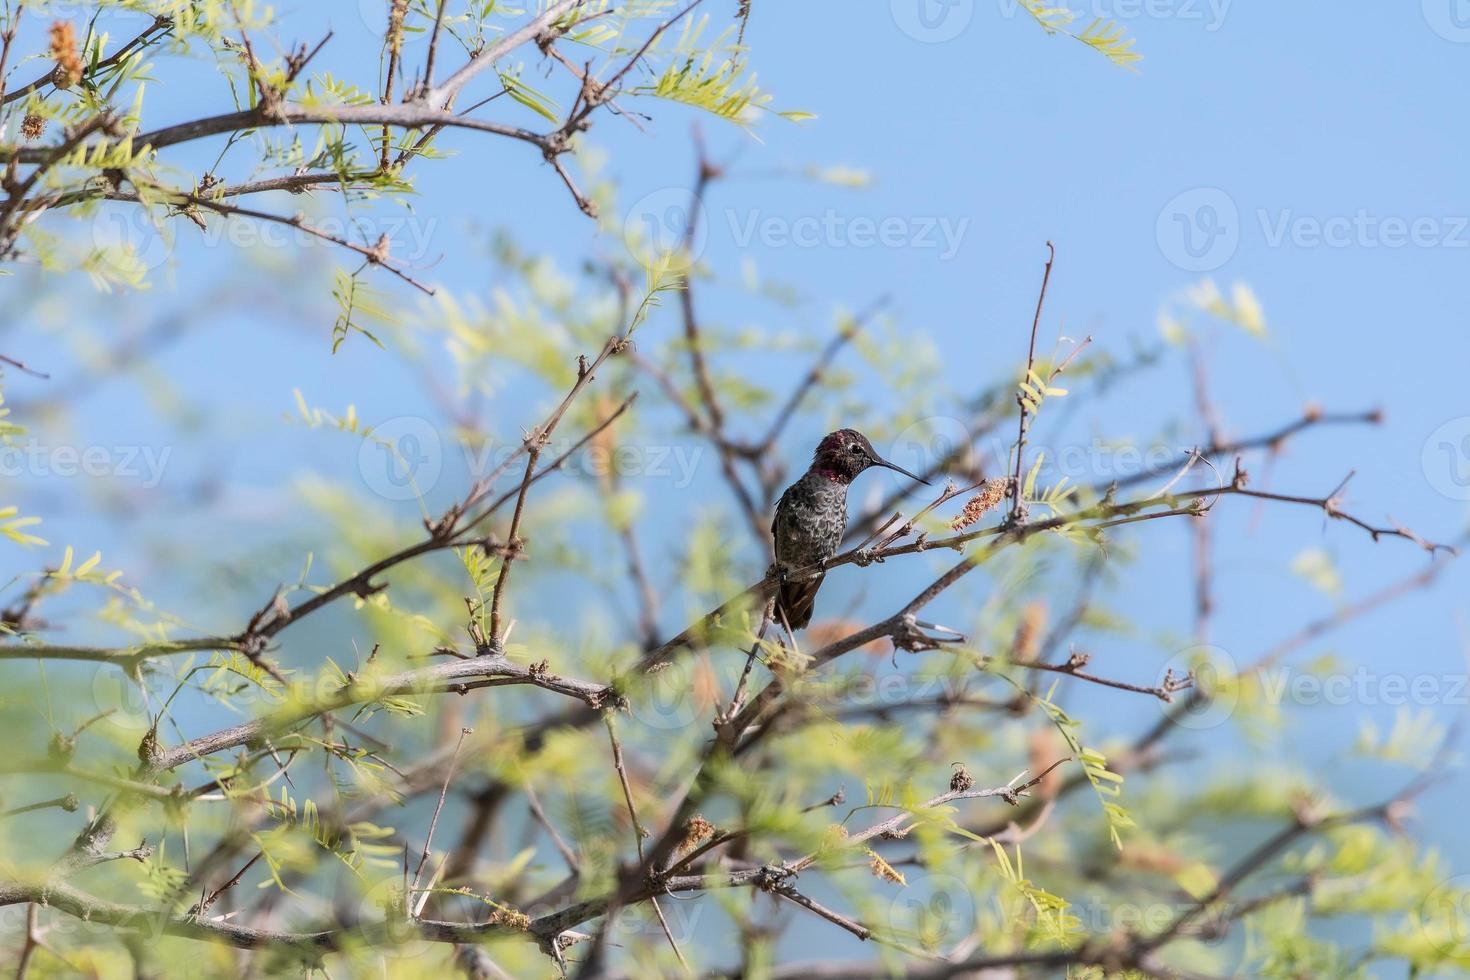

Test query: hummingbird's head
[812,429,930,485]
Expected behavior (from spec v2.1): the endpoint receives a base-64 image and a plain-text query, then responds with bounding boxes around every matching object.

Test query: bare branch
[426,0,587,108]
[1007,242,1056,524]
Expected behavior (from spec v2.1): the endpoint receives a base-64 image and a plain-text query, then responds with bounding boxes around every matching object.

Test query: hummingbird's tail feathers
[776,573,823,631]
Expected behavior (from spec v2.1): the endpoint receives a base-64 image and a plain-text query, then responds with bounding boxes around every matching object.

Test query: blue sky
[3,0,1469,966]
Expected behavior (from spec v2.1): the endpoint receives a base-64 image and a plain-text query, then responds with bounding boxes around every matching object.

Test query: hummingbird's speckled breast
[772,470,850,577]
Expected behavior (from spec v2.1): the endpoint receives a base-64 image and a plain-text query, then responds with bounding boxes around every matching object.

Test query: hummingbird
[771,429,930,630]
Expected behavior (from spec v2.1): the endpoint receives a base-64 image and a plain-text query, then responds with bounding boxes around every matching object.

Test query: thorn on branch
[754,864,795,893]
[47,732,75,763]
[368,233,391,265]
[1289,793,1327,829]
[425,511,459,540]
[890,615,968,653]
[352,579,388,601]
[1158,668,1195,702]
[428,645,470,661]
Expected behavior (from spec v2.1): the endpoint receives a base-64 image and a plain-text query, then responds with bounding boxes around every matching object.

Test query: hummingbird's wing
[771,484,791,558]
[770,483,787,541]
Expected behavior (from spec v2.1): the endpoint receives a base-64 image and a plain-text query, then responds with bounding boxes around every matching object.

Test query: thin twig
[604,713,690,971]
[721,605,773,733]
[196,852,262,915]
[0,353,47,378]
[487,450,539,648]
[2,15,171,107]
[425,0,587,108]
[423,0,450,94]
[14,903,38,980]
[1,794,78,820]
[409,728,472,918]
[0,2,24,110]
[1007,242,1056,525]
[524,781,580,875]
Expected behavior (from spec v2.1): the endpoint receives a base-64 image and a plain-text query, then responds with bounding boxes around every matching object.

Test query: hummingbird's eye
[848,443,862,455]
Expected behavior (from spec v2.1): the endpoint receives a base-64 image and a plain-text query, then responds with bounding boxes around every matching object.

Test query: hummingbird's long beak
[874,456,931,485]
